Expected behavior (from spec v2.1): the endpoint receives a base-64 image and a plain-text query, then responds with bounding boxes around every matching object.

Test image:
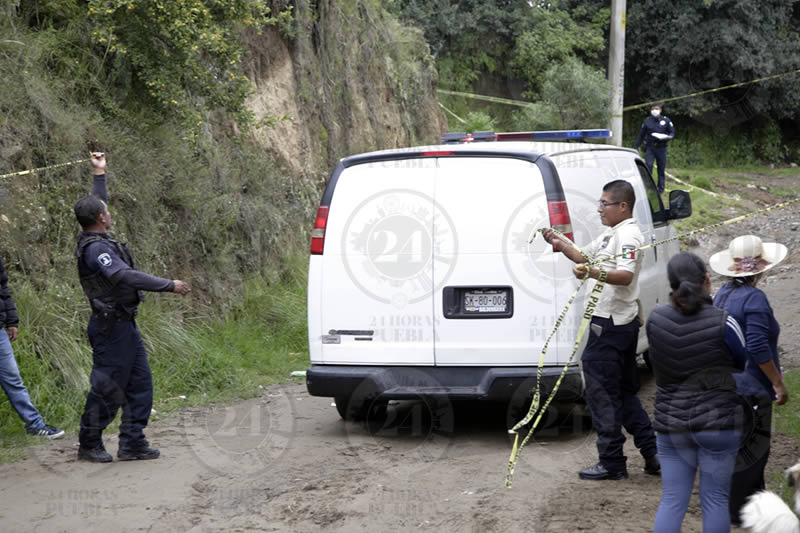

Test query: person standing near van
[710,235,789,527]
[542,180,659,480]
[74,152,191,463]
[634,103,674,194]
[648,252,746,532]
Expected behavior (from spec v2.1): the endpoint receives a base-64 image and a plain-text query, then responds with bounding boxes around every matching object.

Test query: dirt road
[1,173,798,532]
[1,384,607,532]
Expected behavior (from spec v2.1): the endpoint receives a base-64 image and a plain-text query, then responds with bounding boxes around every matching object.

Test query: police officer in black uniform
[633,103,674,194]
[74,152,190,463]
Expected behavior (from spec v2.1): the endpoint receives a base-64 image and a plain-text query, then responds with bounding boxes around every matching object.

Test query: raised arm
[90,152,108,203]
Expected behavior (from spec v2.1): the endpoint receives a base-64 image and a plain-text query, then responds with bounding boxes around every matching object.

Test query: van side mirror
[667,190,692,220]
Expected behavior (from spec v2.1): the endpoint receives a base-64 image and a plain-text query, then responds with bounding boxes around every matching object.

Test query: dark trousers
[582,316,657,472]
[79,315,152,450]
[730,397,772,525]
[645,145,668,193]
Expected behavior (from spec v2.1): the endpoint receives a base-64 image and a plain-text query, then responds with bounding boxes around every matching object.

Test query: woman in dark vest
[710,235,789,526]
[647,252,748,533]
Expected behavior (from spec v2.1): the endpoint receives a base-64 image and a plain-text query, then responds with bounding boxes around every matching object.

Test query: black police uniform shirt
[84,239,173,291]
[634,115,675,149]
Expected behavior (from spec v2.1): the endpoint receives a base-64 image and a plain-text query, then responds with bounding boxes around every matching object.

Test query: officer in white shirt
[542,180,659,481]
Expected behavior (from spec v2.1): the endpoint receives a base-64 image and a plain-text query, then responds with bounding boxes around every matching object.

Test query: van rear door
[317,158,438,365]
[432,157,558,366]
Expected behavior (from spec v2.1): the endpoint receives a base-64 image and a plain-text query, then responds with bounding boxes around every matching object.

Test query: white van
[306,130,692,420]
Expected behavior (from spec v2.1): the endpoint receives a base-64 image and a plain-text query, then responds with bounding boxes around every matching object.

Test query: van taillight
[547,200,574,250]
[310,206,329,255]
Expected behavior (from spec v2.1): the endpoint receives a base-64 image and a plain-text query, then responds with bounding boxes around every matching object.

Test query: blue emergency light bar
[496,129,612,141]
[441,129,612,144]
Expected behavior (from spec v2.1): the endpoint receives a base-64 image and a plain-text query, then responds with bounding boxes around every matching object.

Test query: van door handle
[651,234,657,262]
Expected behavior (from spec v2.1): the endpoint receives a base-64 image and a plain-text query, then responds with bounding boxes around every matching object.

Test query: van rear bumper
[305,365,583,402]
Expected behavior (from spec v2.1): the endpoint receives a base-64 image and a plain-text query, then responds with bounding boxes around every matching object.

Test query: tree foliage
[511,4,607,96]
[84,0,292,140]
[625,0,800,119]
[388,0,606,91]
[512,58,610,130]
[387,0,609,130]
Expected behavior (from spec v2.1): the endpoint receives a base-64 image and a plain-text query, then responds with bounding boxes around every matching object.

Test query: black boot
[117,446,160,461]
[78,445,113,463]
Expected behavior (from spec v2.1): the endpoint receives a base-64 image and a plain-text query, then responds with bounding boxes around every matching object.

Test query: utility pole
[608,0,626,146]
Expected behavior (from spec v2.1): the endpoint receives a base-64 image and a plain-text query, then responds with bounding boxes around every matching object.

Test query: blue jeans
[654,430,741,533]
[0,328,46,431]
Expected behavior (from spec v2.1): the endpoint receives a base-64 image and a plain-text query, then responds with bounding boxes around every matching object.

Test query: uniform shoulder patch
[621,245,637,260]
[97,253,112,267]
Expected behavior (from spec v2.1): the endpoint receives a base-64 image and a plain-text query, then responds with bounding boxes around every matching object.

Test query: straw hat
[709,235,788,277]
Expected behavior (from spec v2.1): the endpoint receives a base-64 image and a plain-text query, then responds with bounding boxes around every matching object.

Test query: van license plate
[464,290,508,313]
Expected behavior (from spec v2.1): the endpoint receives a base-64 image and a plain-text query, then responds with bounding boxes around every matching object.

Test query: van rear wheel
[334,395,357,420]
[335,395,387,421]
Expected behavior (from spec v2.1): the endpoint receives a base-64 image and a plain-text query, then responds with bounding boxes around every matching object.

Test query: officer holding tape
[634,103,674,194]
[74,152,190,463]
[542,180,659,480]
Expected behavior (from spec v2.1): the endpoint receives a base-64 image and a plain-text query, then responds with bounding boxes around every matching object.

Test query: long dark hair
[667,252,708,315]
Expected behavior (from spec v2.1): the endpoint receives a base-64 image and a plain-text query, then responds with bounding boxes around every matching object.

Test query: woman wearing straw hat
[710,234,790,527]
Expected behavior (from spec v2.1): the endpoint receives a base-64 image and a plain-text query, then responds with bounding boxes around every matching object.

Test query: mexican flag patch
[622,245,636,259]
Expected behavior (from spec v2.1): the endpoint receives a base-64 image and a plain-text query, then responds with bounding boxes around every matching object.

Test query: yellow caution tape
[623,68,800,111]
[505,237,603,488]
[506,195,800,488]
[665,172,739,201]
[438,102,467,124]
[437,89,534,109]
[438,67,800,115]
[0,158,91,180]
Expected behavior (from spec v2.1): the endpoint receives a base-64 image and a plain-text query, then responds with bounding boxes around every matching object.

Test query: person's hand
[173,280,191,296]
[91,152,106,174]
[6,326,18,342]
[541,229,562,249]
[774,382,789,405]
[573,265,592,279]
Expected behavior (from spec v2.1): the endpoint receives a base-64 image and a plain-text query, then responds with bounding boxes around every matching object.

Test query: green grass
[665,175,743,235]
[767,470,798,510]
[770,369,800,502]
[774,369,800,439]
